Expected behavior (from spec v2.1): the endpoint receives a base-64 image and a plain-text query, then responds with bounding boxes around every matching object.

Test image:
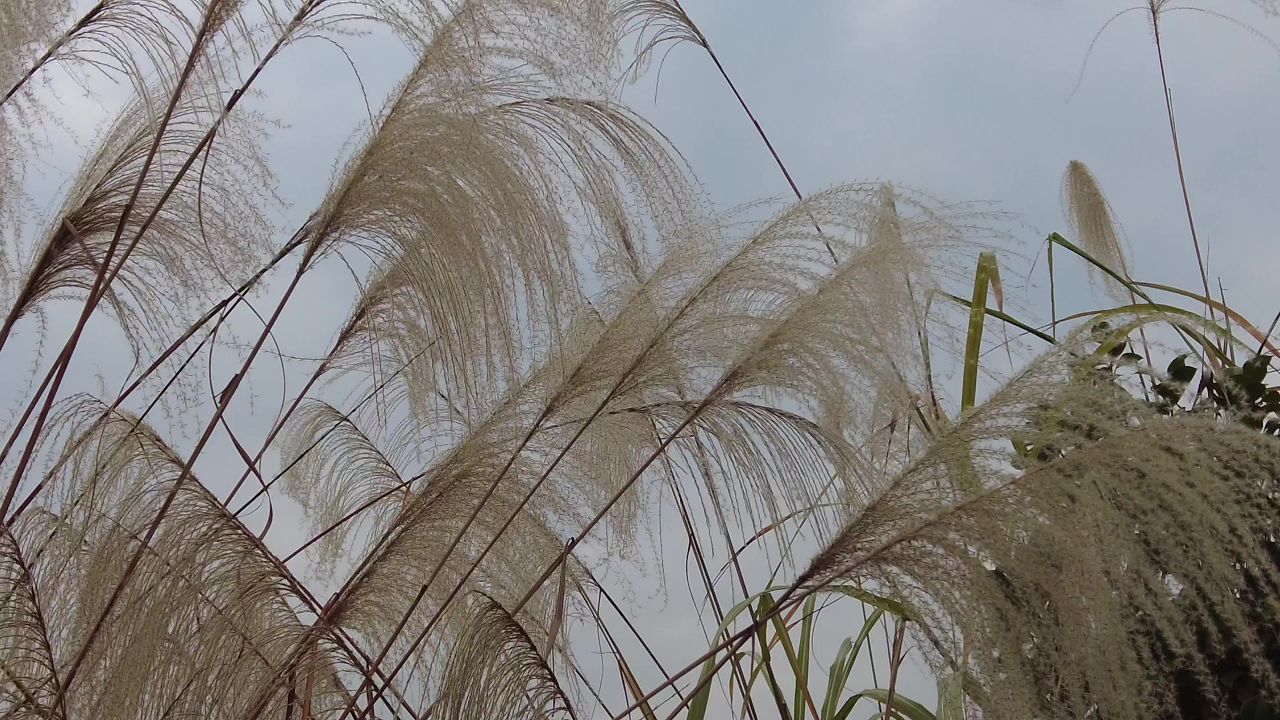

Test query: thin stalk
[668,472,766,720]
[862,603,881,703]
[228,382,477,719]
[71,504,320,692]
[496,256,874,632]
[882,623,907,720]
[656,397,766,720]
[618,578,840,720]
[1149,3,1216,325]
[579,580,659,714]
[651,585,807,720]
[698,487,804,718]
[1047,237,1057,339]
[568,657,619,719]
[206,488,425,720]
[0,349,56,473]
[13,323,215,528]
[578,570,685,703]
[1257,308,1280,361]
[1218,278,1233,363]
[234,472,445,719]
[669,0,832,261]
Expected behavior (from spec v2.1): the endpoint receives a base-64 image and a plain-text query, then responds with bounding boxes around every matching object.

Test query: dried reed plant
[0,2,1276,720]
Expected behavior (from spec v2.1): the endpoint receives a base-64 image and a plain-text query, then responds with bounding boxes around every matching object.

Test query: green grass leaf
[962,251,1000,412]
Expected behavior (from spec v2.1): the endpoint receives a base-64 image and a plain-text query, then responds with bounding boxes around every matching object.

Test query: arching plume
[294,0,696,414]
[17,396,347,720]
[0,72,275,353]
[281,399,412,572]
[617,0,706,82]
[435,594,578,720]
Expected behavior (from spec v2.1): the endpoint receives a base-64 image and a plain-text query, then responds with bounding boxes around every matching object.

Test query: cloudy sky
[6,0,1280,716]
[654,1,1279,320]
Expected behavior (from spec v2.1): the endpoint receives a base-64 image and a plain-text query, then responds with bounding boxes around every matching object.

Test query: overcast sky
[7,0,1280,716]
[656,1,1278,320]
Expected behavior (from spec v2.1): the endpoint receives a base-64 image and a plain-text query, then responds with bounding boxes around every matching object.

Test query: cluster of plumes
[272,176,988,714]
[805,335,1280,720]
[14,1,1227,719]
[1,175,981,715]
[1,0,983,715]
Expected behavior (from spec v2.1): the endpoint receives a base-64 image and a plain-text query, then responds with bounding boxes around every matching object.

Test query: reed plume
[1063,160,1134,305]
[435,593,577,720]
[0,70,274,354]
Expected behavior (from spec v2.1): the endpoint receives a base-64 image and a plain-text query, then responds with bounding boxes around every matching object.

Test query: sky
[646,1,1280,324]
[5,0,1280,716]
